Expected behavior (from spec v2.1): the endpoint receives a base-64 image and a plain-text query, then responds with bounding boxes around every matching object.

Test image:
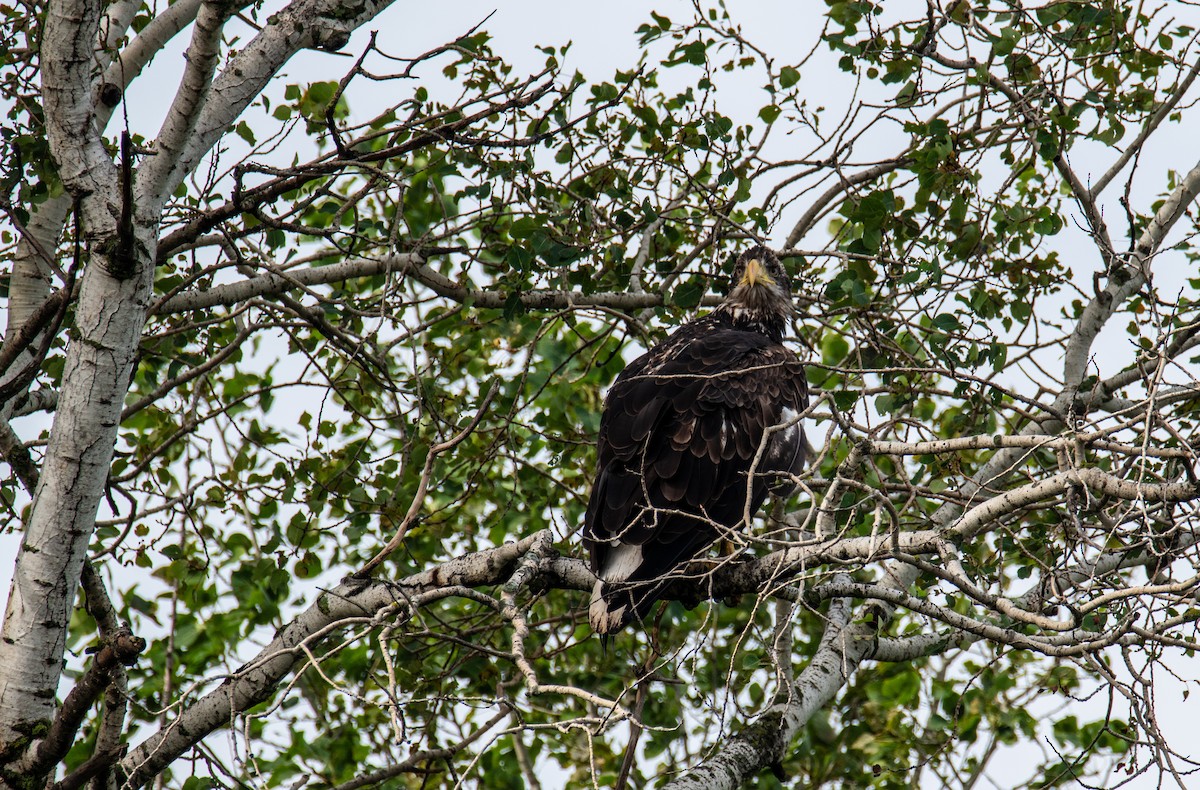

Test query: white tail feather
[589,580,628,634]
[598,542,643,582]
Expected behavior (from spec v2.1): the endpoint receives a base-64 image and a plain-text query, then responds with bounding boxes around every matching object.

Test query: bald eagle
[582,246,809,635]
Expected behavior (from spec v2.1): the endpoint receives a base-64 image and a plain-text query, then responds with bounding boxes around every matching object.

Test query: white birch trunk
[3,202,68,341]
[0,0,399,770]
[0,232,154,746]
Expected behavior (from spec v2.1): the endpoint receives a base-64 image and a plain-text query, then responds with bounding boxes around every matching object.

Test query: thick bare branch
[118,533,548,788]
[153,253,718,315]
[135,0,238,204]
[664,580,865,790]
[139,0,399,211]
[1063,157,1200,393]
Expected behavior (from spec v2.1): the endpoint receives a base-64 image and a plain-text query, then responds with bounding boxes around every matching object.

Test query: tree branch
[1091,54,1200,198]
[783,158,908,248]
[356,380,501,577]
[18,626,144,778]
[328,707,509,790]
[1063,156,1200,394]
[152,253,719,315]
[117,533,550,788]
[135,0,237,205]
[664,578,864,789]
[153,74,558,259]
[139,0,400,212]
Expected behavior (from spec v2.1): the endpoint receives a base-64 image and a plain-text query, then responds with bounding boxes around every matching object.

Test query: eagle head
[722,246,794,340]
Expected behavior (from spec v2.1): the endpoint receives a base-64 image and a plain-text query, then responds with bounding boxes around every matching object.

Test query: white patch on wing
[599,542,644,582]
[785,406,801,434]
[767,406,804,470]
[771,407,800,446]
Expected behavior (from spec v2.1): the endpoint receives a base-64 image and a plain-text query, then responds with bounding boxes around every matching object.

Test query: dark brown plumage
[582,246,809,634]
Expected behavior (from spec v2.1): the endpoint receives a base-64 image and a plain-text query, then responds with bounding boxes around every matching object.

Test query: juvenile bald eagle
[582,246,809,635]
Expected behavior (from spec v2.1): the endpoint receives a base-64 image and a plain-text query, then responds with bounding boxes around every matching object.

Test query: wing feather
[582,321,810,630]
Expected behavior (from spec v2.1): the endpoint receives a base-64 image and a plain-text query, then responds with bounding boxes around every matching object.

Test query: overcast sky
[4,2,1200,787]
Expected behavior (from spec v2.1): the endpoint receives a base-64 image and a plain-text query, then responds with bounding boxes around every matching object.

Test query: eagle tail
[589,580,630,635]
[589,579,663,635]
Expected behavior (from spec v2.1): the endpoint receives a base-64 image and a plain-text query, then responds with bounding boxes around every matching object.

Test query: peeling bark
[0,0,406,770]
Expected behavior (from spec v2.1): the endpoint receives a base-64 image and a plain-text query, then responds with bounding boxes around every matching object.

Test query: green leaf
[821,330,850,365]
[932,313,961,331]
[235,120,256,145]
[671,280,704,308]
[509,217,541,239]
[759,103,782,123]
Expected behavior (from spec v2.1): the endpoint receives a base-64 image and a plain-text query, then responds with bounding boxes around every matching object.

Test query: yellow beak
[740,258,774,287]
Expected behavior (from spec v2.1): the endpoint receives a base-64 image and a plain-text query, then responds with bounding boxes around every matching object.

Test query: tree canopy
[4,1,1200,788]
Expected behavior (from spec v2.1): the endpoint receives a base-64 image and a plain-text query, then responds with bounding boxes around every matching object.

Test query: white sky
[3,1,1200,787]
